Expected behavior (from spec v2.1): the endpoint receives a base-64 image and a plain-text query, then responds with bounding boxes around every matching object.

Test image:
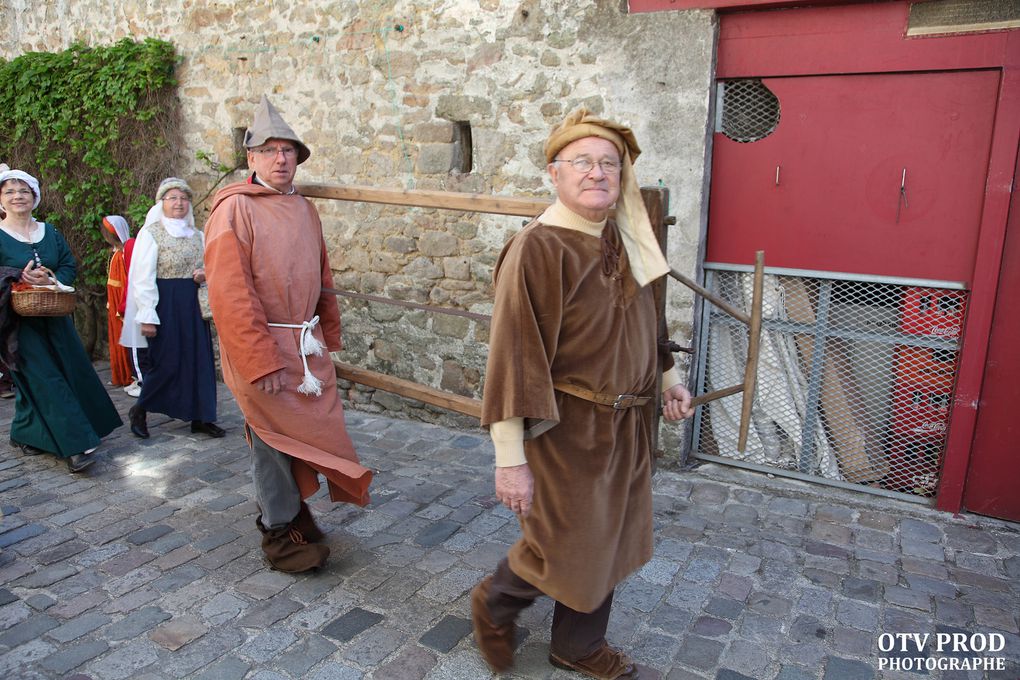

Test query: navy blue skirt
[137,278,217,423]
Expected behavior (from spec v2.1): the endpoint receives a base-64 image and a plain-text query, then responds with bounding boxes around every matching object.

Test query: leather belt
[554,382,653,410]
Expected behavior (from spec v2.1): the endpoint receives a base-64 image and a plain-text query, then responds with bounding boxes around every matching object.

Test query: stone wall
[2,0,716,452]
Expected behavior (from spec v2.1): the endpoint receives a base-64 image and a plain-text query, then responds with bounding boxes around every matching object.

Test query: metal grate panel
[692,267,967,500]
[719,79,781,143]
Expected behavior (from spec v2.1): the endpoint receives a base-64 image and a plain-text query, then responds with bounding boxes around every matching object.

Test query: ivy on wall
[0,38,183,354]
[0,37,182,286]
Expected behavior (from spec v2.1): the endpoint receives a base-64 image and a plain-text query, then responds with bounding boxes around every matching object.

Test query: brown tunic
[481,219,663,612]
[203,182,371,506]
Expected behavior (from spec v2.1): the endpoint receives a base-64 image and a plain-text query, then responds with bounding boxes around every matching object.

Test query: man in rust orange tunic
[204,96,372,573]
[473,109,693,679]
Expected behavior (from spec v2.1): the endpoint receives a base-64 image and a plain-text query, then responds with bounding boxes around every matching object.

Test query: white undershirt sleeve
[130,229,160,325]
[490,417,527,468]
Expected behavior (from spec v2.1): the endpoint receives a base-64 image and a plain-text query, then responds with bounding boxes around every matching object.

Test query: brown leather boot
[549,643,640,679]
[292,502,325,543]
[471,576,516,672]
[256,515,329,573]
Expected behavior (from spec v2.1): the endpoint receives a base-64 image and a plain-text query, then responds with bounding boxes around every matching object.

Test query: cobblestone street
[1,367,1018,679]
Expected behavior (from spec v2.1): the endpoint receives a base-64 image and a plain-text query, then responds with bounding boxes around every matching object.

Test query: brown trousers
[486,557,614,662]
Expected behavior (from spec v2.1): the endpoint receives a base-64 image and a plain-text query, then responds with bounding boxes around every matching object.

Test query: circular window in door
[719,79,781,143]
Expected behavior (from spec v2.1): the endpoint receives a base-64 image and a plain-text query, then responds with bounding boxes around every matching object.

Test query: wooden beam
[334,360,482,420]
[299,183,552,217]
[737,251,766,452]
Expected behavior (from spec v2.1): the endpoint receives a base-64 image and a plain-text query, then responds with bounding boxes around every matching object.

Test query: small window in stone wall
[233,127,247,166]
[718,79,781,143]
[452,121,473,173]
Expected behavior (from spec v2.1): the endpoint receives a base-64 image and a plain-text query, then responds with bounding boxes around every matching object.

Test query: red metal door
[707,71,999,282]
[963,148,1020,522]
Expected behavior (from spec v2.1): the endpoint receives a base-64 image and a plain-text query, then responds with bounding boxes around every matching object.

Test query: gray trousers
[249,428,301,530]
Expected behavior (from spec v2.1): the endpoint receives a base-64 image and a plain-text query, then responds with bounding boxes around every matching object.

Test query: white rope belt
[267,315,326,396]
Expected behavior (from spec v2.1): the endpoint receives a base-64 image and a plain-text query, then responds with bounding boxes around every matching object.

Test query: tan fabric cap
[543,108,669,287]
[244,95,311,165]
[543,108,641,164]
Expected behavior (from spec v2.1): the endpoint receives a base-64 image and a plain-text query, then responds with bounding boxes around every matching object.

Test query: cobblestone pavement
[1,366,1018,680]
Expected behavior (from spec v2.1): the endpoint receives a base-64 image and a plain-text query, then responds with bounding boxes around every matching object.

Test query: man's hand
[495,463,534,517]
[256,368,286,394]
[140,323,158,338]
[662,384,694,421]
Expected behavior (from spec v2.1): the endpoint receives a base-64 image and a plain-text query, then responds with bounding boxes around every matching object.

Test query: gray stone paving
[1,365,1019,679]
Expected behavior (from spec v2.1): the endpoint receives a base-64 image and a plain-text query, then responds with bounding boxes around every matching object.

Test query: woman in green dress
[0,169,122,472]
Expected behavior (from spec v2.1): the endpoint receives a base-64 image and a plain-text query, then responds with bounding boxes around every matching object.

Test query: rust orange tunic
[105,249,133,386]
[203,182,371,506]
[481,220,663,612]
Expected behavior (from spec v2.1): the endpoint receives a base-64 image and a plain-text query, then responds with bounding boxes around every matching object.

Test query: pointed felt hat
[243,95,311,165]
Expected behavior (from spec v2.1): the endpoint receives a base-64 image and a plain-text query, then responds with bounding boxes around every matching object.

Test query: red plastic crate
[883,433,943,494]
[890,346,955,439]
[899,287,967,338]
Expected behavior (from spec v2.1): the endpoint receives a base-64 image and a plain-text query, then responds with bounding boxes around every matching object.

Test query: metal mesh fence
[691,266,967,500]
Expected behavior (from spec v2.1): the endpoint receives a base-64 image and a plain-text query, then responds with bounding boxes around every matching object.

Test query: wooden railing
[299,183,672,424]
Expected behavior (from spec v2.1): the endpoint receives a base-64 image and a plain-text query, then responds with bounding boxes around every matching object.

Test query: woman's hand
[192,268,206,284]
[21,261,52,286]
[140,323,158,338]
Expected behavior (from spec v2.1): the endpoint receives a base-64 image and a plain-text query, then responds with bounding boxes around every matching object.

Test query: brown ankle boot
[256,516,329,573]
[471,576,516,672]
[292,502,325,543]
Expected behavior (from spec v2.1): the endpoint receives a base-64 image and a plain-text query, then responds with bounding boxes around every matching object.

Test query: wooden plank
[669,268,751,325]
[737,251,765,452]
[299,183,552,217]
[690,383,744,408]
[334,360,482,420]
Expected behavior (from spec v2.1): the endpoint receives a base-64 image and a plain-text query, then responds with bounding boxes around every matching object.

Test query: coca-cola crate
[899,287,967,339]
[889,346,955,439]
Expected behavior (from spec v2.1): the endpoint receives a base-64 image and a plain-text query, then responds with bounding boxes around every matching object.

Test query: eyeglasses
[552,157,621,175]
[251,146,298,158]
[161,194,191,203]
[1,189,33,198]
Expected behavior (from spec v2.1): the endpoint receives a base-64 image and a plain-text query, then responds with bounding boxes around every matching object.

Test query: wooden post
[642,187,670,463]
[736,251,765,452]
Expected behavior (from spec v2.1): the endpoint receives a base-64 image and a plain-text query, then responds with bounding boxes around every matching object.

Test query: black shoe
[191,421,225,438]
[10,439,44,455]
[66,453,94,473]
[129,405,149,439]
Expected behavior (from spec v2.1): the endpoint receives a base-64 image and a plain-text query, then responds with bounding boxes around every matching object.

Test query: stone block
[321,607,384,643]
[416,144,454,174]
[675,635,724,671]
[418,614,473,653]
[39,639,109,675]
[823,656,874,680]
[148,614,208,651]
[47,611,111,643]
[103,606,172,641]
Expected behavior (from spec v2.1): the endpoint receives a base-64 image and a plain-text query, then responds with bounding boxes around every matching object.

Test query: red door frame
[646,0,1020,513]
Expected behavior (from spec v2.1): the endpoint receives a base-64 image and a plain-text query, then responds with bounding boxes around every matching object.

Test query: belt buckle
[613,394,637,409]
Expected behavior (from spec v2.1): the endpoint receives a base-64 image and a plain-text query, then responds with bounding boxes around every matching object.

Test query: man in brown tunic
[472,109,693,679]
[204,96,372,573]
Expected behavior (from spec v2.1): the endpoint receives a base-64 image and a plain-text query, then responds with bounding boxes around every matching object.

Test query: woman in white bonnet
[0,167,122,472]
[124,177,223,439]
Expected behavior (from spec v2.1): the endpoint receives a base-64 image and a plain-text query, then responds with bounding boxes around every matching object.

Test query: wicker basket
[11,288,77,317]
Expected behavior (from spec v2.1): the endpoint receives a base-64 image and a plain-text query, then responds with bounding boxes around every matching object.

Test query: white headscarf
[0,169,42,210]
[102,215,131,244]
[145,177,195,238]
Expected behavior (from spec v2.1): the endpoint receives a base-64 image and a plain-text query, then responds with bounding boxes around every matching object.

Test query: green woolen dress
[1,222,122,459]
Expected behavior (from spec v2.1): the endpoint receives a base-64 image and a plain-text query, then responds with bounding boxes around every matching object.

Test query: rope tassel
[268,315,325,397]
